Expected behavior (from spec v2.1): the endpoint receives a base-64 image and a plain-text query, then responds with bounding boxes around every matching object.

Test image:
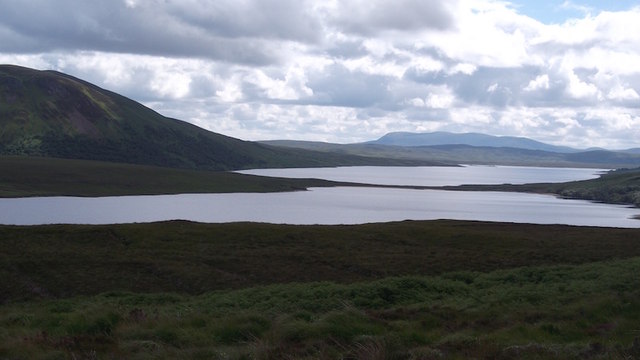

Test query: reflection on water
[237,165,606,186]
[1,187,638,227]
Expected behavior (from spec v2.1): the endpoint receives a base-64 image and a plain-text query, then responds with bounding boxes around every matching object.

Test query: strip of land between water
[3,156,639,211]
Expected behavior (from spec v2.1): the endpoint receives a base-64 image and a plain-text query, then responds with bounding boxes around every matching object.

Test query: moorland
[2,220,640,359]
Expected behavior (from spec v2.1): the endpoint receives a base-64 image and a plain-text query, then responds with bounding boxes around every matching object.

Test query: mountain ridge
[369,131,579,153]
[262,139,640,169]
[0,65,443,170]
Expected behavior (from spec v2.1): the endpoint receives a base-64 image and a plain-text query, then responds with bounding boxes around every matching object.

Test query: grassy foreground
[2,220,640,358]
[3,220,640,303]
[2,258,640,359]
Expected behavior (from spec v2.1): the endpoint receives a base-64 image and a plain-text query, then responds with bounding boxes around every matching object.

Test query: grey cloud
[450,67,538,107]
[521,82,567,108]
[405,64,600,109]
[610,74,640,108]
[356,108,388,119]
[231,105,259,121]
[324,39,369,59]
[166,0,321,43]
[573,67,598,79]
[405,65,533,107]
[531,37,603,57]
[189,75,219,98]
[331,0,456,35]
[0,0,319,64]
[0,24,43,53]
[403,66,448,85]
[306,64,390,108]
[403,107,450,122]
[238,79,264,103]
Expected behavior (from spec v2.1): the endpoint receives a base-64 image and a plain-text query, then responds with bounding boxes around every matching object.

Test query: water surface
[1,187,637,227]
[238,165,605,186]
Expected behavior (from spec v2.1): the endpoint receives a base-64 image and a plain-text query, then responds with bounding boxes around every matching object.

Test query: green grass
[2,206,640,358]
[437,167,640,208]
[1,258,640,359]
[2,220,640,303]
[549,168,640,207]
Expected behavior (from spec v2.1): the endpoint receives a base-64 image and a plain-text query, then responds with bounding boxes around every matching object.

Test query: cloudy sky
[1,0,640,149]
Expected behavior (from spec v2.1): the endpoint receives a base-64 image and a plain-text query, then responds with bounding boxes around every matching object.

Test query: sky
[1,1,640,149]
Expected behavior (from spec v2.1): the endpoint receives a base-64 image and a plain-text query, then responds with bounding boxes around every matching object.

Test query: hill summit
[371,131,578,153]
[0,65,299,170]
[3,65,426,170]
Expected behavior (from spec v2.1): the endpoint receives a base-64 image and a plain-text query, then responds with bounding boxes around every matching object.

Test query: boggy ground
[3,220,640,302]
[1,220,640,359]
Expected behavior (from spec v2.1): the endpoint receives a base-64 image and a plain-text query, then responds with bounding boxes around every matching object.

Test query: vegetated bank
[0,156,355,197]
[0,155,452,198]
[8,155,640,201]
[436,167,640,208]
[1,220,640,359]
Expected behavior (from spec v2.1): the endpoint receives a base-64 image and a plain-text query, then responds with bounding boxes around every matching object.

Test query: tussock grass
[2,220,640,303]
[2,220,640,358]
[1,258,640,359]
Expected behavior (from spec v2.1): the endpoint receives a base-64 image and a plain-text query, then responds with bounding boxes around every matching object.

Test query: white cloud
[524,74,550,91]
[408,85,456,109]
[150,72,191,99]
[607,85,640,101]
[216,81,243,103]
[449,106,494,127]
[409,56,445,75]
[559,1,593,16]
[417,0,543,68]
[539,7,640,48]
[561,66,599,99]
[487,83,499,93]
[426,93,455,109]
[246,66,313,101]
[448,63,477,75]
[124,0,138,9]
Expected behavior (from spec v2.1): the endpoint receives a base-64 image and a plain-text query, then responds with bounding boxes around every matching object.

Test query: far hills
[265,132,640,169]
[370,131,578,153]
[0,65,442,170]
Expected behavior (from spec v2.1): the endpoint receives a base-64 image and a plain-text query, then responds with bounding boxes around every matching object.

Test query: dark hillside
[0,65,437,170]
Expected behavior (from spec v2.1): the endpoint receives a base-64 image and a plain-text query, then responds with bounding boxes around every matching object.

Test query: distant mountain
[263,140,640,169]
[622,148,640,154]
[0,65,437,170]
[563,150,640,165]
[370,131,578,153]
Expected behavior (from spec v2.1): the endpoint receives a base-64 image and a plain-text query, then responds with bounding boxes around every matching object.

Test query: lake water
[0,187,638,227]
[238,165,606,186]
[1,166,638,227]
